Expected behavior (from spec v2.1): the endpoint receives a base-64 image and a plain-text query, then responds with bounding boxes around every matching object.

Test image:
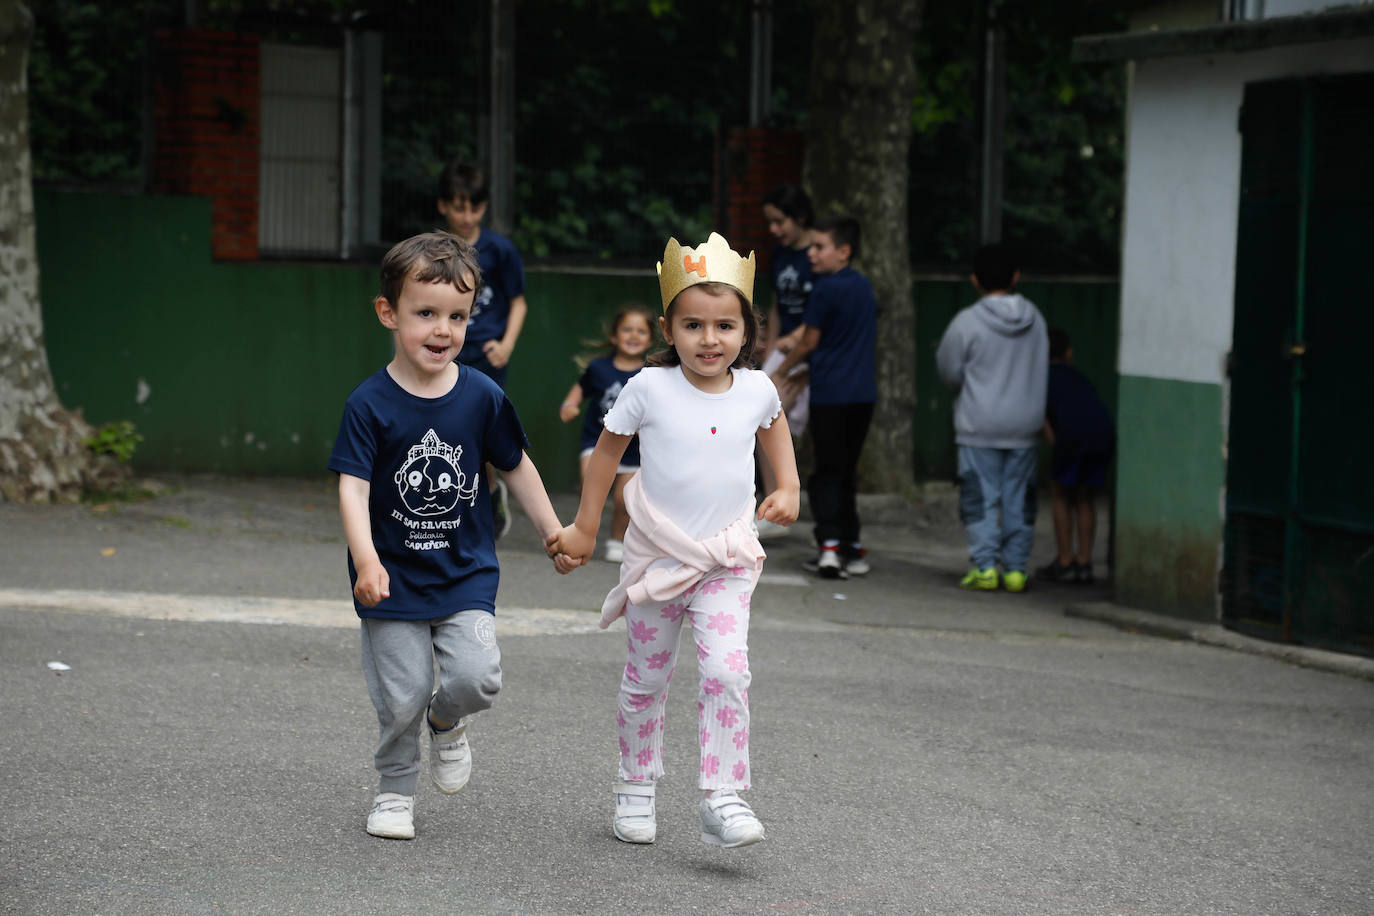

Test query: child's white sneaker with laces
[612,780,656,844]
[366,792,415,839]
[699,791,765,848]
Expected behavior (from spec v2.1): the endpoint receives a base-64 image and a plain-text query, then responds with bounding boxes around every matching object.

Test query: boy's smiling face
[807,231,849,275]
[377,273,474,385]
[437,195,487,243]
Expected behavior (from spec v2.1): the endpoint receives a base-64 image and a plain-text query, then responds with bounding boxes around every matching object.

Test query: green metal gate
[1222,74,1374,656]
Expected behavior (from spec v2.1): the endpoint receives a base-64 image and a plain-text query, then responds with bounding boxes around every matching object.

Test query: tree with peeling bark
[805,0,923,495]
[0,0,124,502]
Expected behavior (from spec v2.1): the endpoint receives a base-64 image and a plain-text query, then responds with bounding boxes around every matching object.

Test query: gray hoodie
[935,292,1048,448]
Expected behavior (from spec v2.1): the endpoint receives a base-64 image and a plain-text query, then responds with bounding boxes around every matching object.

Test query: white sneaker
[754,518,788,540]
[813,546,847,580]
[613,780,656,844]
[491,478,512,540]
[603,538,624,563]
[843,548,871,576]
[429,718,471,795]
[366,792,415,839]
[700,791,765,848]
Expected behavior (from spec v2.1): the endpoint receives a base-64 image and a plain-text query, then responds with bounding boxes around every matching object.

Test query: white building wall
[1117,37,1374,384]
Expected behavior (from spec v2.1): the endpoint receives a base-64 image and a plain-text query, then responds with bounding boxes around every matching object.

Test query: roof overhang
[1073,4,1374,62]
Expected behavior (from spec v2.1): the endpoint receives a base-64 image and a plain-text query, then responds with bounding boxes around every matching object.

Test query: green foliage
[909,0,1127,273]
[28,1,171,184]
[85,421,144,465]
[27,0,1122,271]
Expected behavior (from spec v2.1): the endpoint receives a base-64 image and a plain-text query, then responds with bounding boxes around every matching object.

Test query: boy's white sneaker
[699,791,765,848]
[603,538,624,563]
[366,792,415,839]
[612,780,656,844]
[429,719,472,795]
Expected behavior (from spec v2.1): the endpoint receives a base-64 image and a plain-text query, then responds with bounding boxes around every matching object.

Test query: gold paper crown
[656,232,756,312]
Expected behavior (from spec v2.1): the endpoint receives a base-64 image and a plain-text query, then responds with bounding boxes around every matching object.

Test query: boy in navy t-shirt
[769,216,877,579]
[1037,328,1115,584]
[329,231,570,841]
[436,158,532,538]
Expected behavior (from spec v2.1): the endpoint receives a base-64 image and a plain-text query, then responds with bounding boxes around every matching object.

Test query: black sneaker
[1072,562,1094,584]
[1036,560,1074,582]
[491,478,512,540]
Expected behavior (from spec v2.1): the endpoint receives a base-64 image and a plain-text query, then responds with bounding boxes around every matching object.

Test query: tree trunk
[0,0,123,501]
[804,1,923,495]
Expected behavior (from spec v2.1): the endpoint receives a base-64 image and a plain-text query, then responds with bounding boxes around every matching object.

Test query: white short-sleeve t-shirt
[603,365,782,540]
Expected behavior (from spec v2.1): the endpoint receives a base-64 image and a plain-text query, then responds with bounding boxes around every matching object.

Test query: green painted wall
[34,190,651,491]
[35,190,1120,494]
[1114,373,1225,618]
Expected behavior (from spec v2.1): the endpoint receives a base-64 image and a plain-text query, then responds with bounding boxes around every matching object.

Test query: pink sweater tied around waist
[599,473,766,629]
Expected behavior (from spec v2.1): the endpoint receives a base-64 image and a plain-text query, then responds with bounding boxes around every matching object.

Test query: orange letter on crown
[683,254,708,278]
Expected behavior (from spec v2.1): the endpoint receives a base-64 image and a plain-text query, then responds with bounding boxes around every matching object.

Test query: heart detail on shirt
[711,427,717,435]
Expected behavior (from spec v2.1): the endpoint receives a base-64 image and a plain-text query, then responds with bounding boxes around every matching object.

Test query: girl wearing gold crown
[550,233,801,848]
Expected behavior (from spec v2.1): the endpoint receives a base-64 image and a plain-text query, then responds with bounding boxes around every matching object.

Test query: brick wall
[719,128,804,275]
[153,30,260,261]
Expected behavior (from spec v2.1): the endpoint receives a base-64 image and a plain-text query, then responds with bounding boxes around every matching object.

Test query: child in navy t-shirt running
[329,231,571,842]
[558,305,654,562]
[768,216,877,579]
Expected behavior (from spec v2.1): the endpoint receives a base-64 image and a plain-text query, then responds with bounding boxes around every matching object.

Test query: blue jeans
[957,445,1038,572]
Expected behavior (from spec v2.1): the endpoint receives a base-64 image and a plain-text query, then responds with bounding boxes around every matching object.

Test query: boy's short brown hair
[379,231,482,306]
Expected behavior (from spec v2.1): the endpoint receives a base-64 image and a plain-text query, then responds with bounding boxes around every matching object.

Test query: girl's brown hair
[572,303,657,370]
[646,282,761,370]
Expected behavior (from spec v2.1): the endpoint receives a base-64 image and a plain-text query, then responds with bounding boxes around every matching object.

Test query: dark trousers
[807,402,874,547]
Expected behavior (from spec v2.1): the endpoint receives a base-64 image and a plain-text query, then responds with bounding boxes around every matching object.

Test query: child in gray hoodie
[935,244,1048,592]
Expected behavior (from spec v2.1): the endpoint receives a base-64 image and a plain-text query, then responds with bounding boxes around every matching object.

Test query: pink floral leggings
[617,562,755,790]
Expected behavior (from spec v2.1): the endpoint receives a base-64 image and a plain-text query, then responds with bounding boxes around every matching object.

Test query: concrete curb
[1065,600,1374,682]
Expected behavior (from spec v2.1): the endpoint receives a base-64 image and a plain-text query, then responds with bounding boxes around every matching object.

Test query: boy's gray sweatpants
[360,609,502,795]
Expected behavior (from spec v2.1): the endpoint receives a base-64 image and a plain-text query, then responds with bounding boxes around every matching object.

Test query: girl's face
[612,312,653,360]
[763,203,805,248]
[660,286,746,393]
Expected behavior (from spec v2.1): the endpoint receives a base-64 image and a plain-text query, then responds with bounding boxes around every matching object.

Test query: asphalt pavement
[1,475,1371,915]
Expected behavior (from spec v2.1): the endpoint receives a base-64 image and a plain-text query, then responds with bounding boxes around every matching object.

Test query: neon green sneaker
[1003,570,1028,593]
[959,568,999,590]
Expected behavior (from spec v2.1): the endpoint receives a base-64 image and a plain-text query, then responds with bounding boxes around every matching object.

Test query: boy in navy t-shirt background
[330,231,569,841]
[436,158,531,538]
[769,215,877,579]
[1037,327,1115,584]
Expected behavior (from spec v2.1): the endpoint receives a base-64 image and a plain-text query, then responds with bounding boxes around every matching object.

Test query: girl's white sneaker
[612,780,656,843]
[699,791,765,848]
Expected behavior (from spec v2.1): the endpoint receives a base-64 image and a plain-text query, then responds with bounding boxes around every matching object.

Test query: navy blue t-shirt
[577,356,641,465]
[328,366,529,620]
[466,230,526,345]
[803,266,877,405]
[770,244,813,337]
[1046,363,1114,456]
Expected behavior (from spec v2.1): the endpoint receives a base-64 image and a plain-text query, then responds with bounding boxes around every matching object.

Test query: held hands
[546,523,595,572]
[757,485,800,528]
[544,525,591,574]
[353,560,391,607]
